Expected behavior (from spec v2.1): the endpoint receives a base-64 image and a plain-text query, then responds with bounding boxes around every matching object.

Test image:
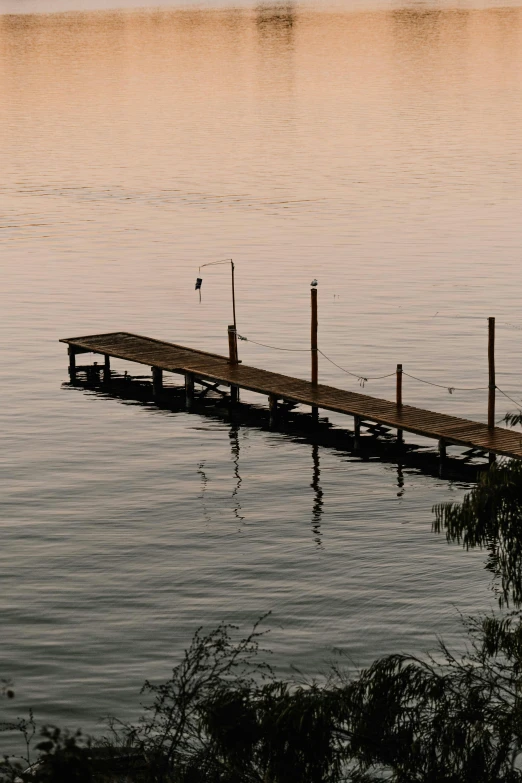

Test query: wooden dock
[60,331,522,461]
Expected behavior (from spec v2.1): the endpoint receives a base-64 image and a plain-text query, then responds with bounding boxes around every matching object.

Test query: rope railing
[236,332,522,412]
[402,372,487,393]
[496,386,522,409]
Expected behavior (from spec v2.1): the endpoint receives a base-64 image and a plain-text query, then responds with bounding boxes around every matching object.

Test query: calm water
[2,0,522,736]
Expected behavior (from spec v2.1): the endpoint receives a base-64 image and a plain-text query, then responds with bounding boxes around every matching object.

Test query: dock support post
[396,363,403,445]
[488,317,496,465]
[439,438,447,461]
[269,394,278,428]
[104,354,111,385]
[354,415,361,449]
[185,372,195,410]
[311,286,318,423]
[68,346,77,382]
[152,367,163,398]
[228,325,238,365]
[228,325,239,404]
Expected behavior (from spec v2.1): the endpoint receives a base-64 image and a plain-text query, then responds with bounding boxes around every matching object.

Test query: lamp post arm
[199,258,236,331]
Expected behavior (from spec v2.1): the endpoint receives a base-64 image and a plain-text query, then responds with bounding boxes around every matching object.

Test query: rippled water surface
[2,0,522,734]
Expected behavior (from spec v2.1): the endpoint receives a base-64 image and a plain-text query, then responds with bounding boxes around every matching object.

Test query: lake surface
[2,0,522,737]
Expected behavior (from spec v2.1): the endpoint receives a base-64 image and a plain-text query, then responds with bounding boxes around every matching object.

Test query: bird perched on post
[311,279,318,287]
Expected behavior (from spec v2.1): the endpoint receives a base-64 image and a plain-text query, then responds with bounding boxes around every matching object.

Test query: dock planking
[60,331,522,460]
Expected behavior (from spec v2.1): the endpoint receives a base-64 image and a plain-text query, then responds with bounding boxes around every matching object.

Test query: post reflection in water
[228,423,245,525]
[396,463,404,498]
[197,461,212,526]
[311,443,324,548]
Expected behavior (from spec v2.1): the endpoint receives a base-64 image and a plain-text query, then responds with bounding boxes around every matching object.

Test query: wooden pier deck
[60,331,522,460]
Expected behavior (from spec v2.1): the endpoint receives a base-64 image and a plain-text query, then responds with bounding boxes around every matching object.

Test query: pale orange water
[1,0,522,735]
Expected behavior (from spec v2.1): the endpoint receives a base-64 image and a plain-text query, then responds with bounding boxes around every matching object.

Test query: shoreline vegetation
[4,457,522,782]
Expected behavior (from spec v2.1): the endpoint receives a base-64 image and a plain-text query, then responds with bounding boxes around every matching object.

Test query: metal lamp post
[196,259,238,364]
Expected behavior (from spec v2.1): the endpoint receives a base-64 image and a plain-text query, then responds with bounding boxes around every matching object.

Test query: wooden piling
[311,287,318,422]
[228,325,239,403]
[269,394,278,427]
[396,363,403,444]
[104,354,111,384]
[439,438,447,460]
[354,415,361,449]
[228,325,238,365]
[68,346,77,381]
[488,317,496,464]
[488,317,495,429]
[185,372,195,409]
[152,367,163,398]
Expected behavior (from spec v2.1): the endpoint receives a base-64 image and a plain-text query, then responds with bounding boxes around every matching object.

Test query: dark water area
[1,0,522,736]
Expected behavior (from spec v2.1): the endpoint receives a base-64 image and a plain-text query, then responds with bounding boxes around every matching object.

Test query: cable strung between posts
[402,371,487,394]
[237,333,519,396]
[318,350,395,384]
[237,334,394,384]
[496,385,522,409]
[237,334,309,352]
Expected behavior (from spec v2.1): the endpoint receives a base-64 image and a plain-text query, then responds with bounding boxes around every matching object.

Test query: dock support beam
[269,394,278,428]
[228,325,238,365]
[152,367,163,398]
[185,372,195,410]
[396,363,403,445]
[228,325,239,404]
[439,438,447,461]
[104,354,111,385]
[354,415,361,449]
[68,346,77,382]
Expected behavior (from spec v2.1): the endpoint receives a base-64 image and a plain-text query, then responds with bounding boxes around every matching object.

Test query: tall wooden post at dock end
[488,316,496,464]
[488,317,495,428]
[311,285,318,422]
[396,363,403,445]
